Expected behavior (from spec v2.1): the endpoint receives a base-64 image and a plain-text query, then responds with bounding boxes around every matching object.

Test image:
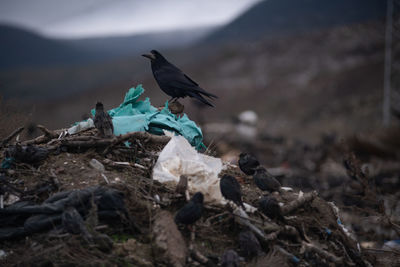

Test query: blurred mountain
[205,0,386,43]
[66,27,213,58]
[0,25,98,69]
[0,24,213,70]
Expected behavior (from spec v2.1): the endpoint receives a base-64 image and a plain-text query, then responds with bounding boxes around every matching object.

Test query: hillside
[0,25,212,70]
[0,25,98,69]
[66,27,213,58]
[14,21,384,143]
[205,0,386,43]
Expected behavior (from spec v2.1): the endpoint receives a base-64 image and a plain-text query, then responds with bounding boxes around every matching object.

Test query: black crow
[238,153,260,175]
[238,230,262,260]
[142,50,217,107]
[220,174,244,208]
[94,102,114,138]
[221,249,240,267]
[175,192,204,225]
[259,195,285,222]
[253,166,281,192]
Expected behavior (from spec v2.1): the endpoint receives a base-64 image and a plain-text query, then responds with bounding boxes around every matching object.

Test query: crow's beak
[142,53,155,60]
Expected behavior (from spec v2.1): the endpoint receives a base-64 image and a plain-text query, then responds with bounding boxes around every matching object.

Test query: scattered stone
[153,210,187,267]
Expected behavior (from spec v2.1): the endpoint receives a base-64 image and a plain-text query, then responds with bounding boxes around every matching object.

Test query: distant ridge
[0,25,213,69]
[0,25,97,69]
[204,0,386,43]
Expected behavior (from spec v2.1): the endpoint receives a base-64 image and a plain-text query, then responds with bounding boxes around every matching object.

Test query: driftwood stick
[274,246,300,264]
[64,135,102,141]
[23,135,48,145]
[37,125,58,139]
[103,131,171,154]
[22,126,62,145]
[265,230,280,241]
[301,241,343,263]
[61,139,114,147]
[281,191,318,215]
[233,207,267,240]
[1,126,24,147]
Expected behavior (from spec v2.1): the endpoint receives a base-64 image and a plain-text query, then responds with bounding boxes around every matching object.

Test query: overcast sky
[0,0,261,38]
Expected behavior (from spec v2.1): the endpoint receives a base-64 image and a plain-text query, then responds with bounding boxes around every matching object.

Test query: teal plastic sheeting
[91,85,203,149]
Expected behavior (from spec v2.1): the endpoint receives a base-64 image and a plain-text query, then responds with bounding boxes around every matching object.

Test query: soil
[0,126,399,266]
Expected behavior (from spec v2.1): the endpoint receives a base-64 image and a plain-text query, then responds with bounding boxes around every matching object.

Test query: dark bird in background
[238,153,260,175]
[238,230,263,260]
[142,50,217,107]
[220,174,245,208]
[253,166,281,193]
[94,102,114,138]
[221,249,240,267]
[259,195,285,222]
[175,192,204,225]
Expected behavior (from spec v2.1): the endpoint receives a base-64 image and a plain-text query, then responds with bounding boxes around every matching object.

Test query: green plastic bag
[91,85,203,149]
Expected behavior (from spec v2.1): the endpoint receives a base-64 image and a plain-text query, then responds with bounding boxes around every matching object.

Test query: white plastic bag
[153,136,224,204]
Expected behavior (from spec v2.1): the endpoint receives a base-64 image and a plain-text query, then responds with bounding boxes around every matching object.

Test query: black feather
[220,175,244,208]
[238,153,260,175]
[259,196,285,222]
[175,192,204,225]
[253,166,281,192]
[144,50,217,107]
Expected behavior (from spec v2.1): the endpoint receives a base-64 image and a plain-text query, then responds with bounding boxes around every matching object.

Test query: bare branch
[1,126,24,147]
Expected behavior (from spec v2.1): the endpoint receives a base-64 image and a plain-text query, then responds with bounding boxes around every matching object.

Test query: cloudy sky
[0,0,261,38]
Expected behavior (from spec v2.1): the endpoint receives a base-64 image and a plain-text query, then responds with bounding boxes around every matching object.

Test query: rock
[89,159,105,172]
[152,210,187,267]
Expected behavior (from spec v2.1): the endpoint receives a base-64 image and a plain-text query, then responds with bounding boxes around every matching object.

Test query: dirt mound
[0,126,399,266]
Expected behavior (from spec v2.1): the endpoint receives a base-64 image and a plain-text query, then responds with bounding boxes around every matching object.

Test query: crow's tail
[189,91,214,107]
[193,86,218,99]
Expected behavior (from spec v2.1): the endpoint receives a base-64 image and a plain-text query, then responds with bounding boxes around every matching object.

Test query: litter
[383,240,400,251]
[0,186,130,240]
[89,158,105,172]
[66,85,203,148]
[5,144,48,165]
[153,135,223,204]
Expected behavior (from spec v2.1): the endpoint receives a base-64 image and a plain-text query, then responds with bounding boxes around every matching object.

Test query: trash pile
[1,91,399,266]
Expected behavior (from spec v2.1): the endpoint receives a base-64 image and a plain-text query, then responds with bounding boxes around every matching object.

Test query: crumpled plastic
[0,157,14,169]
[5,144,48,165]
[0,186,128,240]
[67,119,94,135]
[89,84,204,149]
[152,135,224,204]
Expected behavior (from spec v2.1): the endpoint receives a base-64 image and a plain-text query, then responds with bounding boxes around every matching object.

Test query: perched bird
[175,192,204,225]
[259,195,285,222]
[142,50,217,107]
[238,153,260,175]
[221,249,240,267]
[220,174,244,208]
[238,230,262,260]
[175,175,188,195]
[94,102,114,138]
[253,166,281,192]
